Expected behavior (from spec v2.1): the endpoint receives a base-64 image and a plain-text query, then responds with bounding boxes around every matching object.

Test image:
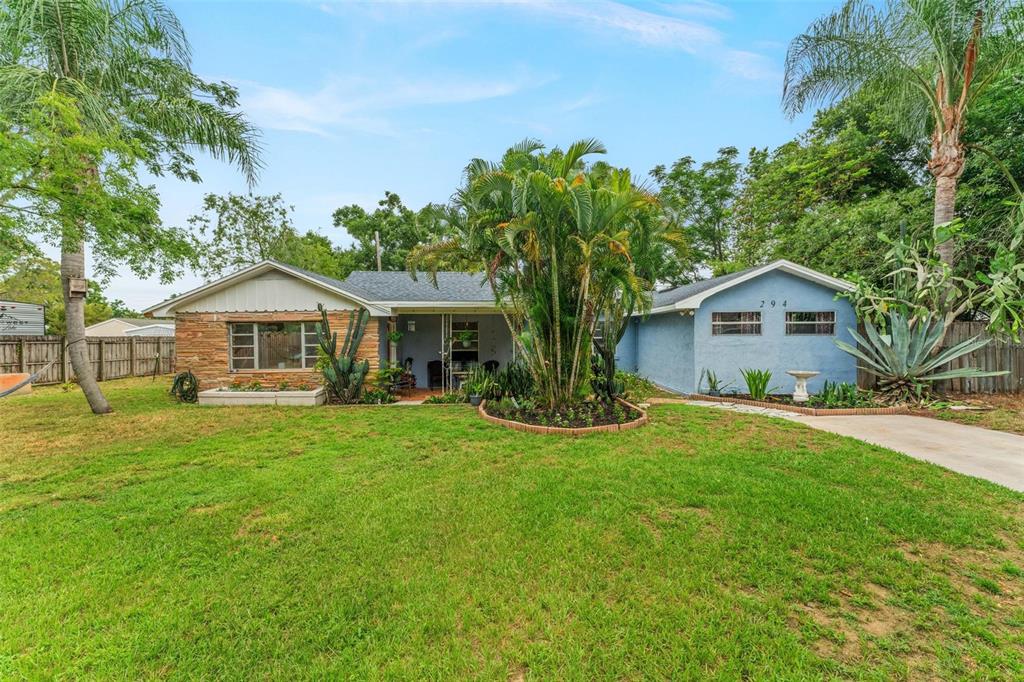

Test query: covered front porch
[377,311,515,393]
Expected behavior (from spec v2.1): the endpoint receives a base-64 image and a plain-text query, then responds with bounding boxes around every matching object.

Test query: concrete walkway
[789,414,1024,493]
[653,399,1024,492]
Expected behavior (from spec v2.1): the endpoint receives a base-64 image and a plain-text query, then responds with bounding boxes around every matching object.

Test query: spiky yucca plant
[835,312,1007,402]
[315,303,370,404]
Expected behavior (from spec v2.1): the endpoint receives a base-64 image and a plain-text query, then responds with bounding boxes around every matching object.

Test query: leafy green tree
[190,193,357,280]
[332,192,452,273]
[783,0,1024,265]
[0,254,136,333]
[651,147,741,278]
[734,92,929,281]
[411,139,669,409]
[1,0,260,413]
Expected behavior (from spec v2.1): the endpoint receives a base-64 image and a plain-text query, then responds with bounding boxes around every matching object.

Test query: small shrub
[359,388,396,405]
[808,381,874,408]
[616,371,656,401]
[740,368,776,401]
[493,361,534,399]
[698,368,733,394]
[424,392,466,404]
[276,380,291,391]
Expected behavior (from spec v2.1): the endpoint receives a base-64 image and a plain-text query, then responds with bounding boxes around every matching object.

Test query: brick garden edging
[478,398,649,436]
[685,393,907,417]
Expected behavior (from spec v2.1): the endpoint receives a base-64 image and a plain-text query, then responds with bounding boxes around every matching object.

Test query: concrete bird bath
[786,370,820,403]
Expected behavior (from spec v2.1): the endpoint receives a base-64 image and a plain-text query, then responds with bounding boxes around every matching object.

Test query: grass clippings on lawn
[1,378,1023,679]
[919,393,1024,436]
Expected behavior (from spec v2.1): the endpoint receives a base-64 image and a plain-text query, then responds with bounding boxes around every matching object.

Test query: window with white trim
[785,311,835,335]
[711,311,761,335]
[230,322,320,370]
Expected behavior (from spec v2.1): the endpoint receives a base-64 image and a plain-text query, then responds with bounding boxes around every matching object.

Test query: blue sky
[100,0,838,309]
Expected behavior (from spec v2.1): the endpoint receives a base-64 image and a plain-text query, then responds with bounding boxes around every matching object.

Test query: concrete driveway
[790,414,1024,493]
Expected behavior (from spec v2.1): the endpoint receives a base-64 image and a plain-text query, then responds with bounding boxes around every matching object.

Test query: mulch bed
[479,398,648,436]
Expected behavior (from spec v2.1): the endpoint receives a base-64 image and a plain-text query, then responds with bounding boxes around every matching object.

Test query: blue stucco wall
[615,319,638,372]
[630,311,696,394]
[691,270,857,395]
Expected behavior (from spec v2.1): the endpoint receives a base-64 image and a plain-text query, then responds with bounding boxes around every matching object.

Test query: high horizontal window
[785,311,835,336]
[711,311,761,335]
[230,322,320,370]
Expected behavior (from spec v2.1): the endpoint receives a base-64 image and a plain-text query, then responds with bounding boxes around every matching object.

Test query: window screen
[785,311,835,335]
[711,312,761,335]
[230,322,319,370]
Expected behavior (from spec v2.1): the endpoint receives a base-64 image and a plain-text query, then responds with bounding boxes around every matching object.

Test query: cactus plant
[315,303,371,403]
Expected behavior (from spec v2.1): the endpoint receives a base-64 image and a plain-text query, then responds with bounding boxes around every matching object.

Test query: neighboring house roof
[142,260,392,317]
[123,323,175,336]
[648,259,854,314]
[342,270,494,304]
[85,317,173,332]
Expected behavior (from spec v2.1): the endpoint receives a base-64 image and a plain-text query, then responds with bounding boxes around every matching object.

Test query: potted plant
[464,367,492,407]
[457,329,474,348]
[699,368,732,397]
[387,330,403,344]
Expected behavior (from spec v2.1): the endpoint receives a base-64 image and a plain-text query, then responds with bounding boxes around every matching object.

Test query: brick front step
[686,393,906,416]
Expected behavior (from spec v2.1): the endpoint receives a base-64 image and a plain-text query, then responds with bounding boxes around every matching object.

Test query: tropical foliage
[783,0,1024,265]
[0,0,260,413]
[835,311,1007,402]
[846,214,1024,341]
[411,139,676,409]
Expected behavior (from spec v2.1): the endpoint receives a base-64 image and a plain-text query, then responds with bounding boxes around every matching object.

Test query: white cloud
[504,0,721,52]
[491,0,779,80]
[232,71,556,138]
[722,50,782,83]
[560,92,604,113]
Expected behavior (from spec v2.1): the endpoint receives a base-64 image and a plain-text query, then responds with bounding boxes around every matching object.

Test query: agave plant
[835,312,1007,403]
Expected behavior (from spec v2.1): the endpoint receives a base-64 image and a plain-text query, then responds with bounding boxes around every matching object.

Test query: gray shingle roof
[651,265,761,309]
[342,271,494,302]
[275,262,370,299]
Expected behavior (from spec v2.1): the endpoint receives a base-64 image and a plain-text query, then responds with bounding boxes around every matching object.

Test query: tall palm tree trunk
[929,115,965,268]
[62,241,111,414]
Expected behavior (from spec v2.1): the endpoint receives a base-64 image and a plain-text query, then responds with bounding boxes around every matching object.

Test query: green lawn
[2,379,1023,680]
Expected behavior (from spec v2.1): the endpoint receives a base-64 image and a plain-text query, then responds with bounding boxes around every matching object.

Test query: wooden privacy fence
[857,321,1024,394]
[0,335,175,385]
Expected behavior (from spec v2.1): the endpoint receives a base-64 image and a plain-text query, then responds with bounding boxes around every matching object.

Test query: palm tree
[783,0,1024,266]
[410,139,662,409]
[0,0,261,413]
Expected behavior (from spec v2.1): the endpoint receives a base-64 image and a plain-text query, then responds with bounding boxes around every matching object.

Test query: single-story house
[143,259,857,395]
[85,317,175,337]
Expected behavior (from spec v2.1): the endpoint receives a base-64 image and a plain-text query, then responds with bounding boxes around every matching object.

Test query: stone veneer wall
[176,311,380,389]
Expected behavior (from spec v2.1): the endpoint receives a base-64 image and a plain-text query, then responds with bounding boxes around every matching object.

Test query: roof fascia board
[671,260,853,311]
[143,261,391,317]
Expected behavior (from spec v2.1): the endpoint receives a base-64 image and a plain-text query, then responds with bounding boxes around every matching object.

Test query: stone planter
[198,387,327,406]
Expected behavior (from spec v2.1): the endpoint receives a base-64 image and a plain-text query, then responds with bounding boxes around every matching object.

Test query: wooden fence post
[130,336,138,376]
[98,339,105,381]
[62,336,70,383]
[18,338,26,373]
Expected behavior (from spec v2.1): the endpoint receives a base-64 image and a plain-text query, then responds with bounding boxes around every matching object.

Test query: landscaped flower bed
[480,397,648,435]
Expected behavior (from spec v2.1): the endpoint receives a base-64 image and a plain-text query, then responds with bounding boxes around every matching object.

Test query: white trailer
[0,300,46,336]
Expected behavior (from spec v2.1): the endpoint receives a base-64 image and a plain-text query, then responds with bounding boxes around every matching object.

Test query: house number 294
[760,299,787,308]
